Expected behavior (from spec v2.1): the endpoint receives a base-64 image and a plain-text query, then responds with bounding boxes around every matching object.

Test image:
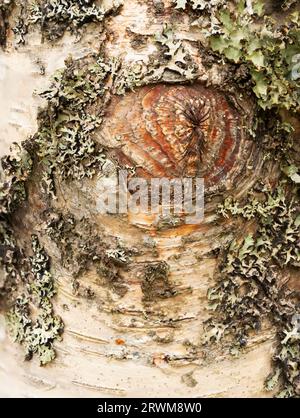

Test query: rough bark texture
[0,0,299,398]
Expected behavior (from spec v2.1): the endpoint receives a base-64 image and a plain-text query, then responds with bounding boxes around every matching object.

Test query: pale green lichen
[6,236,63,365]
[219,185,300,266]
[282,164,300,184]
[265,317,300,397]
[0,221,26,301]
[205,1,300,111]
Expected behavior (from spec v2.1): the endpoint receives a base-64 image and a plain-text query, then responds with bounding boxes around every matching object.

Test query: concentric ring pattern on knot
[99,83,259,195]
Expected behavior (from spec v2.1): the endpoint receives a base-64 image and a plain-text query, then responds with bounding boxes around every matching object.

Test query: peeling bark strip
[0,0,299,398]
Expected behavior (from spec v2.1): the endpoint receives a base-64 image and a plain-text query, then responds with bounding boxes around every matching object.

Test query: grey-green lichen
[175,0,300,397]
[0,101,73,366]
[0,49,167,364]
[254,116,295,162]
[176,3,300,397]
[0,0,14,47]
[108,24,200,91]
[46,211,133,296]
[0,144,33,214]
[0,144,33,301]
[281,0,298,10]
[0,3,152,366]
[0,0,123,46]
[205,180,300,396]
[171,1,300,112]
[23,0,122,42]
[6,236,64,365]
[152,24,198,82]
[0,0,299,387]
[219,186,300,267]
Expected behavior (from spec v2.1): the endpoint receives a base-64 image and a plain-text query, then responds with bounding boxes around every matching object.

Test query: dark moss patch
[126,27,149,50]
[205,181,300,397]
[46,210,133,297]
[0,0,14,48]
[142,261,176,301]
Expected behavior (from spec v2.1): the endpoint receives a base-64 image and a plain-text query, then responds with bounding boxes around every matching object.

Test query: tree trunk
[0,0,299,398]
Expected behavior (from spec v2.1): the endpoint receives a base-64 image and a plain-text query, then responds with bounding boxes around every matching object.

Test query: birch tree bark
[0,0,299,398]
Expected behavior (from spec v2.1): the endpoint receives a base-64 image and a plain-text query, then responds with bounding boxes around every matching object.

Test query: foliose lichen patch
[6,236,64,365]
[46,211,134,297]
[0,1,299,396]
[2,0,123,45]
